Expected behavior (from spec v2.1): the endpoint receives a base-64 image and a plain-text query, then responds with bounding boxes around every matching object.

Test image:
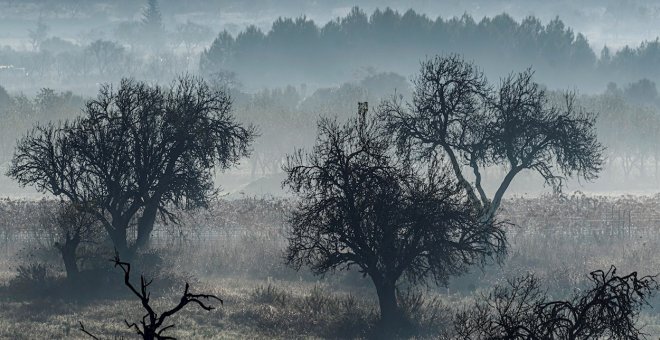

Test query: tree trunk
[57,238,80,282]
[444,145,482,210]
[623,154,631,179]
[143,329,156,340]
[135,203,159,251]
[109,224,131,260]
[61,248,79,282]
[482,167,520,223]
[374,278,402,334]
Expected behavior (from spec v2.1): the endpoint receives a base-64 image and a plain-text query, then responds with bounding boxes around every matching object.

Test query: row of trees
[200,7,660,91]
[9,6,660,96]
[0,70,408,177]
[26,0,212,55]
[591,96,660,182]
[114,0,214,54]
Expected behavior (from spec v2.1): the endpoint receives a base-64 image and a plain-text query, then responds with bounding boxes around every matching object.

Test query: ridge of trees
[200,7,660,90]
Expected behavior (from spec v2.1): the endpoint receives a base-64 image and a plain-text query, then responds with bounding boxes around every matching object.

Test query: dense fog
[1,1,660,195]
[1,1,660,339]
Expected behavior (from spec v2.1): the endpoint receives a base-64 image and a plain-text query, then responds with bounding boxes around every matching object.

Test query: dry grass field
[1,194,660,339]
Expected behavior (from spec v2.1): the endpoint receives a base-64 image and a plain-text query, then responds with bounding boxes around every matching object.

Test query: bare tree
[80,254,222,340]
[381,55,604,223]
[283,104,505,332]
[8,77,255,260]
[39,201,102,282]
[454,266,658,339]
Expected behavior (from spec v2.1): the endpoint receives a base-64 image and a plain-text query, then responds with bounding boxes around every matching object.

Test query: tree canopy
[200,8,601,89]
[198,7,660,91]
[455,267,658,339]
[8,76,255,259]
[380,55,604,222]
[284,104,505,330]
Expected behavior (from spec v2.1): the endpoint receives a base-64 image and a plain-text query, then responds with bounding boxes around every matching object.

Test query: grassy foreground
[0,273,462,339]
[1,194,660,338]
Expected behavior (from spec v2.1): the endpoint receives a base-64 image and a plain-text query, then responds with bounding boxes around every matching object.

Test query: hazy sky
[0,0,659,52]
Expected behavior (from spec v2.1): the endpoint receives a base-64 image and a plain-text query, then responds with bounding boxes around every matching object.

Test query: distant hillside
[200,8,660,92]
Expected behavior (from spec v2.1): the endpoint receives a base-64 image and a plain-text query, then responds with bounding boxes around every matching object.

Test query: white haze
[1,1,659,52]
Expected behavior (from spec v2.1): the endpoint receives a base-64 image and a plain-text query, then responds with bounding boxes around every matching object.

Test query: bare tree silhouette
[8,76,255,260]
[455,266,658,339]
[41,201,102,282]
[284,103,505,334]
[80,254,222,340]
[381,55,604,223]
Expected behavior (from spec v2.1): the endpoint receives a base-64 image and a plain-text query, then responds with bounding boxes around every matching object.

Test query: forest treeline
[4,7,660,93]
[198,7,660,91]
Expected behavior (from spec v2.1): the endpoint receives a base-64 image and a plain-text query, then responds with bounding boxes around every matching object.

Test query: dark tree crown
[380,55,604,222]
[283,105,506,287]
[455,266,658,339]
[8,76,255,257]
